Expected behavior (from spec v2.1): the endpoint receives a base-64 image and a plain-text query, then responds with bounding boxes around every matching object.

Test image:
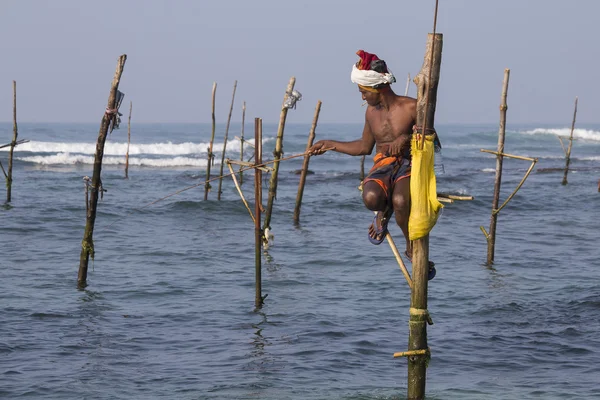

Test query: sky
[0,0,598,125]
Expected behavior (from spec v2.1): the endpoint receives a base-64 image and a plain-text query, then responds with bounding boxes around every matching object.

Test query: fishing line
[98,149,328,232]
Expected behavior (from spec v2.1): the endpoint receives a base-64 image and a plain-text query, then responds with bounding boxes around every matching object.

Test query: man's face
[359,87,380,107]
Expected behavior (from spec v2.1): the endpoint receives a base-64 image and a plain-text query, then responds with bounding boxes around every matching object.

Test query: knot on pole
[410,307,434,325]
[283,90,302,110]
[499,105,508,111]
[105,90,125,133]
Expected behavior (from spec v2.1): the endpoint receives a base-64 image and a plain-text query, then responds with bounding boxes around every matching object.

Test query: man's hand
[381,136,409,157]
[308,140,330,156]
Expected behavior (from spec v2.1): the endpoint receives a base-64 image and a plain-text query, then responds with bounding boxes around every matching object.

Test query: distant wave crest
[6,138,274,167]
[522,128,600,142]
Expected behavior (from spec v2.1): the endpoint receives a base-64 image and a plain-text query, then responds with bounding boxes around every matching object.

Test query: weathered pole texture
[293,100,321,224]
[359,156,365,183]
[561,97,578,185]
[263,77,296,232]
[409,32,442,400]
[204,82,217,200]
[254,117,264,309]
[125,101,132,179]
[239,101,246,185]
[6,81,18,203]
[486,69,510,265]
[217,81,238,200]
[78,54,127,288]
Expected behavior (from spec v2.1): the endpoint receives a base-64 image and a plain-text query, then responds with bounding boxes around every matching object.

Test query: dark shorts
[363,153,411,197]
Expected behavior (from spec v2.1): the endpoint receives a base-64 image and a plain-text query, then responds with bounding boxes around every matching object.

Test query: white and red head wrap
[350,50,396,92]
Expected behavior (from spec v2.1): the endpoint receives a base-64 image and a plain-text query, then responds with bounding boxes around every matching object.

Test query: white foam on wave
[522,128,600,142]
[18,153,210,167]
[2,137,271,156]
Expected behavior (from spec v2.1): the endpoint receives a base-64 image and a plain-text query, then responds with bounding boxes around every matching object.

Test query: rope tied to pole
[283,89,302,109]
[105,90,125,133]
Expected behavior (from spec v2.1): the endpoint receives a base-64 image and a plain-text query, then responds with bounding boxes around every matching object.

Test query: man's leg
[363,181,391,241]
[391,176,411,256]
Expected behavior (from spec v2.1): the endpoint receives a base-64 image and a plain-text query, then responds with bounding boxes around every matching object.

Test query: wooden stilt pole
[486,69,510,265]
[405,73,411,96]
[6,80,18,203]
[204,82,217,200]
[218,80,238,200]
[408,30,442,400]
[239,101,246,185]
[293,100,321,224]
[561,97,578,185]
[78,54,127,288]
[254,117,264,309]
[125,101,132,179]
[359,156,365,184]
[263,77,296,232]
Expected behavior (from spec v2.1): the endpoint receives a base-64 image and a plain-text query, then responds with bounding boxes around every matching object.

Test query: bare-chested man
[310,50,432,275]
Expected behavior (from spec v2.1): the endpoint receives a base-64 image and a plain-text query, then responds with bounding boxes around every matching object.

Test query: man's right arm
[309,119,375,156]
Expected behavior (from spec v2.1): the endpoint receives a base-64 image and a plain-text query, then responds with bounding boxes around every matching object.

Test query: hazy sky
[0,0,597,125]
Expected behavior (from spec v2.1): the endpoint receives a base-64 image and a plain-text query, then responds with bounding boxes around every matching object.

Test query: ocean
[1,120,599,399]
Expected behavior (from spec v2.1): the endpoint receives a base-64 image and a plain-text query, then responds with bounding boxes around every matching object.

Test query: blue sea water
[1,120,600,399]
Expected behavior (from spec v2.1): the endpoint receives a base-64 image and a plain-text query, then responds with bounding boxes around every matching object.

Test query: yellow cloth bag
[409,135,443,240]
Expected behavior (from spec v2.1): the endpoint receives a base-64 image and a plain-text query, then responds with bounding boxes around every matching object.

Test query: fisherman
[309,50,435,277]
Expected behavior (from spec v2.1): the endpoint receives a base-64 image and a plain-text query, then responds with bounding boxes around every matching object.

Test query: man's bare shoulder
[394,95,417,108]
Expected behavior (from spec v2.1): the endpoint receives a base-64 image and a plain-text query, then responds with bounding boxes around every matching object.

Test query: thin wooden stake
[359,156,365,184]
[78,54,127,288]
[409,29,442,400]
[562,97,578,185]
[227,160,255,223]
[239,101,246,185]
[6,80,18,203]
[125,101,132,179]
[486,69,510,265]
[263,77,296,232]
[218,80,238,200]
[293,100,321,224]
[405,73,411,96]
[204,82,217,200]
[254,117,264,309]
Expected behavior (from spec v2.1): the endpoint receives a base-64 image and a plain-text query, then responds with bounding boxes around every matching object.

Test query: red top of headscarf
[356,50,380,70]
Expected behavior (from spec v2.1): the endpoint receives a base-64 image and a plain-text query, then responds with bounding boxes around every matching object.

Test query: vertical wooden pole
[254,117,264,309]
[125,101,132,179]
[204,82,217,200]
[78,54,127,288]
[409,32,442,400]
[486,69,511,265]
[218,80,238,200]
[293,100,321,224]
[263,77,296,232]
[405,73,411,96]
[6,81,18,203]
[239,101,246,185]
[561,97,578,185]
[359,156,365,183]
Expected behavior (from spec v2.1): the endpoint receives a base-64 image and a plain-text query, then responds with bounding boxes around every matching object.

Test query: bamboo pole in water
[293,100,321,224]
[263,77,296,232]
[125,101,132,179]
[78,54,127,288]
[217,80,238,200]
[562,97,578,185]
[254,117,264,309]
[408,31,442,400]
[204,82,217,200]
[6,81,18,203]
[239,101,246,185]
[486,69,510,265]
